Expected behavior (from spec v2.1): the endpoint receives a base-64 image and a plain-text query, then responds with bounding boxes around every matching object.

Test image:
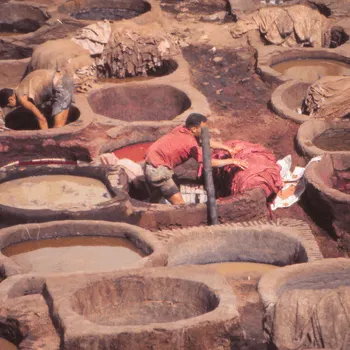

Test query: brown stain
[2,236,146,274]
[0,175,112,210]
[273,59,350,81]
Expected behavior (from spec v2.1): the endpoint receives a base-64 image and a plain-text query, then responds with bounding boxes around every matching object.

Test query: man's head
[0,88,16,108]
[185,113,208,138]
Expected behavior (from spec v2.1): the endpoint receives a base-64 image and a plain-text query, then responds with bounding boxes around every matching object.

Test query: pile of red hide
[211,140,283,201]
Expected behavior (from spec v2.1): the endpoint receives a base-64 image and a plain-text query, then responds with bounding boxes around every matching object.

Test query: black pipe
[201,126,218,225]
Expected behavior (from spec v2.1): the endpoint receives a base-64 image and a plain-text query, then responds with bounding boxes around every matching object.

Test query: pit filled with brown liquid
[313,129,350,151]
[272,59,350,81]
[0,338,17,350]
[2,236,146,274]
[0,175,112,210]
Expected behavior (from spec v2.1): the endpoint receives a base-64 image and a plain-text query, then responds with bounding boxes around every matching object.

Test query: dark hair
[185,113,207,128]
[0,88,14,108]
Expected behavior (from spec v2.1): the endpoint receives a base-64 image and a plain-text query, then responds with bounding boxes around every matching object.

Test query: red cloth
[210,140,283,200]
[145,125,203,170]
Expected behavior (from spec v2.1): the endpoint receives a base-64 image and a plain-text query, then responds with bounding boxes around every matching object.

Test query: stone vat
[304,153,350,250]
[0,220,166,277]
[297,119,350,158]
[44,267,240,349]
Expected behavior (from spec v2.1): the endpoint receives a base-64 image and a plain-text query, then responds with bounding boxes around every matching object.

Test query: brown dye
[313,129,350,151]
[0,175,112,210]
[0,32,23,37]
[97,75,155,84]
[2,236,146,274]
[273,59,350,81]
[0,338,17,350]
[208,262,278,278]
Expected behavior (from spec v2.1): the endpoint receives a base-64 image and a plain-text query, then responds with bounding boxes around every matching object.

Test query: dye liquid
[273,59,350,81]
[2,236,146,274]
[0,175,112,210]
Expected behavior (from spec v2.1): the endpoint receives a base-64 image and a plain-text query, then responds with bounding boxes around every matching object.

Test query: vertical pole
[201,126,218,225]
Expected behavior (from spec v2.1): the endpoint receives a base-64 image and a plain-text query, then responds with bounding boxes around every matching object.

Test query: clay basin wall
[270,80,311,124]
[258,258,350,349]
[304,153,350,249]
[0,41,33,60]
[44,267,240,349]
[257,46,350,84]
[88,84,192,125]
[163,218,323,266]
[0,220,166,277]
[297,119,350,158]
[0,162,132,227]
[131,188,269,230]
[59,0,151,21]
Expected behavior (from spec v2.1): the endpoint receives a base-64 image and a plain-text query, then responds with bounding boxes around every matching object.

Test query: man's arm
[212,158,248,170]
[18,95,48,129]
[210,140,242,156]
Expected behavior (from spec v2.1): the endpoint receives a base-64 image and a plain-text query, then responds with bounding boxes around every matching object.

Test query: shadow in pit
[5,105,80,130]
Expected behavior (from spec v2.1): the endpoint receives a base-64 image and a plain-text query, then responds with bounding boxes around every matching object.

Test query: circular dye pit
[5,105,80,130]
[2,236,145,274]
[0,338,17,350]
[113,142,152,162]
[313,129,350,152]
[0,3,48,34]
[272,59,350,81]
[71,276,219,326]
[0,175,112,210]
[88,85,191,122]
[66,0,151,21]
[166,224,314,267]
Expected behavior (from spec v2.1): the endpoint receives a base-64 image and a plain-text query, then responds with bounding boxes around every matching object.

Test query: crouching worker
[144,113,248,205]
[0,69,74,129]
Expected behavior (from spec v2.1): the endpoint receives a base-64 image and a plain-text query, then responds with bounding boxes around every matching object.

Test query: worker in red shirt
[144,113,248,205]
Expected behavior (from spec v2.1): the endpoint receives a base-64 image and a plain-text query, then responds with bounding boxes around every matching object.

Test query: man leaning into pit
[144,113,248,205]
[0,69,74,129]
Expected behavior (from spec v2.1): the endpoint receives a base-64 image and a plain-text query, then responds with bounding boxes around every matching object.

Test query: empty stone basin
[258,258,350,350]
[272,58,350,81]
[88,84,191,123]
[60,0,151,21]
[5,105,80,130]
[0,162,131,226]
[297,119,350,158]
[270,80,311,124]
[0,3,48,34]
[72,276,218,326]
[165,219,322,267]
[304,153,350,249]
[0,221,165,276]
[45,267,239,349]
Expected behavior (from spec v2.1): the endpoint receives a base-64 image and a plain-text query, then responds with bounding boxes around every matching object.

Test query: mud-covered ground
[182,44,348,258]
